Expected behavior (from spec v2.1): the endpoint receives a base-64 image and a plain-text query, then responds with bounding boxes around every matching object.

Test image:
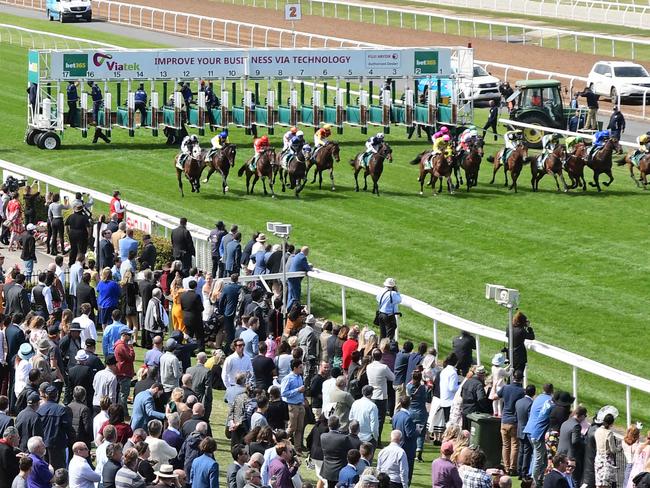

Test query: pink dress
[5,199,23,234]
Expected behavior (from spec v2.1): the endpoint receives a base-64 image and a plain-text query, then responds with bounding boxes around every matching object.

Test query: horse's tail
[616,156,628,166]
[237,163,246,177]
[409,153,422,165]
[486,155,495,163]
[349,157,357,166]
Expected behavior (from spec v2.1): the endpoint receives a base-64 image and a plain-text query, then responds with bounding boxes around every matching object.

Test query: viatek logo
[93,52,141,71]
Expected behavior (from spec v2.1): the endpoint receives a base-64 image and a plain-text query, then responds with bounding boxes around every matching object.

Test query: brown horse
[203,143,237,194]
[565,142,588,191]
[458,136,484,192]
[276,150,309,197]
[350,142,393,196]
[617,151,650,188]
[175,145,206,197]
[585,138,620,192]
[237,147,277,197]
[488,142,529,193]
[531,143,568,192]
[307,142,340,190]
[411,151,454,195]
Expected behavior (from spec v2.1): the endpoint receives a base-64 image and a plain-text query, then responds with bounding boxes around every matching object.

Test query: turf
[1,17,650,431]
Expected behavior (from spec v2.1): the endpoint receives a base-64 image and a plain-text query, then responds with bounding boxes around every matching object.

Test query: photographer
[268,442,300,488]
[23,180,40,225]
[71,192,94,218]
[507,311,535,373]
[375,277,402,341]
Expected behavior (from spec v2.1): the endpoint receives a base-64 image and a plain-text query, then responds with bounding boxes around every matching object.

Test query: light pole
[267,221,292,316]
[485,284,520,372]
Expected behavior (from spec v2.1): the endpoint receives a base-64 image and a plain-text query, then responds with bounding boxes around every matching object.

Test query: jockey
[178,134,199,169]
[361,132,384,166]
[289,131,306,155]
[456,125,478,153]
[432,134,452,158]
[301,144,312,158]
[312,124,332,162]
[282,126,298,152]
[593,129,610,148]
[636,133,650,153]
[252,135,270,169]
[210,129,229,150]
[432,125,449,141]
[542,133,562,156]
[565,135,584,153]
[501,130,523,165]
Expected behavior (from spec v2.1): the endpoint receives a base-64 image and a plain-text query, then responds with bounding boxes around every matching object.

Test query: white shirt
[260,445,279,486]
[159,351,183,392]
[69,454,101,488]
[322,377,337,409]
[55,265,66,288]
[377,442,409,487]
[93,410,109,441]
[92,368,118,406]
[144,436,177,470]
[366,361,395,400]
[77,314,97,343]
[221,352,253,388]
[69,263,84,295]
[94,441,109,486]
[14,359,32,396]
[438,364,459,407]
[349,396,379,442]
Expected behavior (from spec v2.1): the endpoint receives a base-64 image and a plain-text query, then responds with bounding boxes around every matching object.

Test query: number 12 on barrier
[284,3,302,20]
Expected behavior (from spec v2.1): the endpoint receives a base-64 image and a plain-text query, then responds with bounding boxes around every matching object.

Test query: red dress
[341,338,359,370]
[5,199,23,234]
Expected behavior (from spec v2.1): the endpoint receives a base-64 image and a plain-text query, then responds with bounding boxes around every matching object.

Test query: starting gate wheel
[25,129,42,146]
[36,131,61,150]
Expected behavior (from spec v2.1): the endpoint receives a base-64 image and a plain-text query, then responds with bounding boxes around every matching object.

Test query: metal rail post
[341,286,347,324]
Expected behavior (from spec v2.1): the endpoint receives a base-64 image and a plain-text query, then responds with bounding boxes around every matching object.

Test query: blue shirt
[118,236,139,261]
[28,453,52,488]
[338,464,359,488]
[190,454,219,488]
[144,348,163,368]
[131,389,166,431]
[97,280,120,309]
[102,321,125,357]
[240,328,259,358]
[134,89,147,103]
[67,84,78,102]
[280,372,304,405]
[498,382,525,424]
[523,393,552,439]
[376,289,401,314]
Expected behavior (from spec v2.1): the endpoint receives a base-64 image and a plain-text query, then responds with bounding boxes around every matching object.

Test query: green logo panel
[63,54,89,77]
[414,51,439,75]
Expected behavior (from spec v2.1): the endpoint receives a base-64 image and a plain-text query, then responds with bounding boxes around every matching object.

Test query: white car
[46,0,92,22]
[587,61,650,101]
[460,65,501,104]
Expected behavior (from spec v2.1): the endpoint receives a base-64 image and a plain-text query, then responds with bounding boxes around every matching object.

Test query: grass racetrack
[2,12,650,433]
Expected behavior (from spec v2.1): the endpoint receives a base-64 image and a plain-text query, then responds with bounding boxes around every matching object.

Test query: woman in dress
[119,270,140,343]
[14,343,34,400]
[5,193,24,252]
[625,430,650,488]
[170,275,186,335]
[622,424,640,488]
[594,413,619,488]
[406,370,428,462]
[488,353,509,416]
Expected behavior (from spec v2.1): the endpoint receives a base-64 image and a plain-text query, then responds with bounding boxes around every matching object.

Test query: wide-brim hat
[304,314,316,325]
[75,350,89,362]
[18,343,34,361]
[69,321,82,332]
[491,353,505,367]
[26,223,36,232]
[256,233,267,242]
[37,339,51,354]
[554,391,575,407]
[595,405,619,424]
[383,277,396,288]
[155,464,177,479]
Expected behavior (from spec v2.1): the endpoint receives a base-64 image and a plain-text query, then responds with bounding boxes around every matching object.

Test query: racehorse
[488,142,529,193]
[585,138,620,192]
[458,136,484,192]
[617,151,650,188]
[276,150,309,197]
[449,154,464,190]
[306,142,340,190]
[175,145,206,197]
[530,143,568,192]
[565,142,588,191]
[350,142,393,196]
[203,143,237,194]
[237,147,277,197]
[411,151,454,195]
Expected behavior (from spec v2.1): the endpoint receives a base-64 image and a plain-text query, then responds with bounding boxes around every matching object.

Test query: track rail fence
[0,157,648,427]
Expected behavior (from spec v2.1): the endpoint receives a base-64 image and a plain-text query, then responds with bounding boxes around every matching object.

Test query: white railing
[0,23,122,49]
[0,157,648,425]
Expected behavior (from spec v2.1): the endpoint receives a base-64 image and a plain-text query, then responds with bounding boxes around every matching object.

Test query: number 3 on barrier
[284,3,301,20]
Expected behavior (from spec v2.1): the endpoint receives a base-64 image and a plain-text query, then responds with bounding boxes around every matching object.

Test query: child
[488,353,509,417]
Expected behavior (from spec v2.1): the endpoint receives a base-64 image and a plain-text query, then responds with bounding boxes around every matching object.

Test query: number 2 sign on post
[284,3,301,21]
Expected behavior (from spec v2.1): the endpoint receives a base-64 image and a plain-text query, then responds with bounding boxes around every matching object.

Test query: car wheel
[36,131,61,150]
[59,13,65,23]
[47,9,52,21]
[25,129,41,146]
[610,87,618,103]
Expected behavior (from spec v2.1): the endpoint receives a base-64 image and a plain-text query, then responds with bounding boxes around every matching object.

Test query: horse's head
[471,137,485,157]
[329,141,340,162]
[552,142,566,159]
[191,144,203,160]
[224,144,237,167]
[574,142,587,158]
[379,142,393,162]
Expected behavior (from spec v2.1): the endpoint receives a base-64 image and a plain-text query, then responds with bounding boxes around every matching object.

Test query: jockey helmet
[442,134,451,142]
[640,134,649,144]
[261,135,269,142]
[551,133,561,140]
[574,137,584,143]
[322,124,332,130]
[302,144,312,152]
[376,133,385,139]
[290,126,297,134]
[190,135,199,142]
[440,126,449,134]
[296,130,304,137]
[219,131,228,139]
[468,125,476,131]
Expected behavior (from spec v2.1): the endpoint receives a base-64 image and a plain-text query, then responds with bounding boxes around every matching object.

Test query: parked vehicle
[46,0,92,22]
[587,61,650,102]
[460,65,501,104]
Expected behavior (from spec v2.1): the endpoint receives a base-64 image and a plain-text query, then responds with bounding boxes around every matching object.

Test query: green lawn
[2,15,650,432]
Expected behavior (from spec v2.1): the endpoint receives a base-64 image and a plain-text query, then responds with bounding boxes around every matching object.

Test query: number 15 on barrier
[284,3,302,20]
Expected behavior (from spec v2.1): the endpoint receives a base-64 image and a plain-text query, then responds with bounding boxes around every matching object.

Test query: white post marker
[284,3,301,34]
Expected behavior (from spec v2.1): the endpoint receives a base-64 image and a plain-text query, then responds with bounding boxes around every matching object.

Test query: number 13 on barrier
[284,3,302,20]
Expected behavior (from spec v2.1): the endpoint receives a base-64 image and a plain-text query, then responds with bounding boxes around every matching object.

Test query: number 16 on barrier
[284,3,301,21]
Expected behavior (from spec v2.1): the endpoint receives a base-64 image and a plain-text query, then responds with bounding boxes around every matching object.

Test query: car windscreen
[614,66,649,77]
[473,66,489,77]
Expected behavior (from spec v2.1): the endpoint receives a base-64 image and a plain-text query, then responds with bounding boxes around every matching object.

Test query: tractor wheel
[517,114,549,149]
[36,131,61,150]
[25,129,42,146]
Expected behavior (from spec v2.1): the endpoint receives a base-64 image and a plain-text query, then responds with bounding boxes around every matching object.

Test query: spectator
[594,414,617,488]
[227,444,249,488]
[558,406,588,484]
[0,427,20,486]
[160,339,183,395]
[338,449,360,488]
[393,341,413,407]
[181,280,205,351]
[287,246,312,311]
[37,384,70,470]
[68,441,101,488]
[101,442,123,488]
[178,421,208,476]
[375,278,401,341]
[115,448,146,488]
[145,419,177,470]
[65,204,92,266]
[452,331,476,376]
[543,454,570,488]
[432,440,462,488]
[577,86,599,130]
[392,396,418,485]
[162,412,183,451]
[130,383,166,431]
[15,393,42,452]
[377,430,409,488]
[68,386,93,449]
[11,456,32,488]
[218,275,243,352]
[547,392,575,463]
[20,225,36,281]
[499,369,525,476]
[252,342,276,392]
[406,370,428,461]
[94,424,116,479]
[99,404,132,445]
[99,229,115,271]
[27,437,53,488]
[93,355,118,411]
[460,365,491,429]
[102,310,125,359]
[349,385,379,447]
[342,329,359,372]
[224,233,242,277]
[460,448,492,488]
[222,338,253,389]
[366,349,394,445]
[280,359,306,454]
[321,416,352,488]
[508,311,535,373]
[240,318,260,359]
[182,403,212,438]
[268,442,300,488]
[524,383,554,486]
[297,314,319,391]
[190,437,220,488]
[187,352,213,419]
[330,375,355,432]
[309,362,330,418]
[113,327,135,414]
[171,217,196,276]
[516,384,536,479]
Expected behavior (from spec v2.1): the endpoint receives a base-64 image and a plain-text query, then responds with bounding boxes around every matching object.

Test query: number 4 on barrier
[284,3,301,20]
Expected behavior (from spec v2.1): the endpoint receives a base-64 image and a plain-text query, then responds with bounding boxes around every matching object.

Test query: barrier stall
[25,46,470,149]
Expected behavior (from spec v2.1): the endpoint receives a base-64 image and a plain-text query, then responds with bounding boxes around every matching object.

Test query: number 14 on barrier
[284,3,301,21]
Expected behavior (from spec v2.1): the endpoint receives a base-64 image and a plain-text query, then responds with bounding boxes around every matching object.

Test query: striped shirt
[114,466,146,488]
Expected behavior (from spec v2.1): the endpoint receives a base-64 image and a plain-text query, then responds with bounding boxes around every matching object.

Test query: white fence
[0,156,648,425]
[0,23,122,49]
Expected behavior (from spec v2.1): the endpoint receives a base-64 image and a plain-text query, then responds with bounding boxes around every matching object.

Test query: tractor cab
[509,79,567,148]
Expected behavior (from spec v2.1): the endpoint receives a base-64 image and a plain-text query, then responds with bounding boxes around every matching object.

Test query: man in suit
[139,234,157,270]
[171,217,196,275]
[0,426,21,484]
[224,232,242,276]
[4,274,30,317]
[543,454,570,488]
[227,444,249,488]
[320,415,353,488]
[392,396,418,485]
[5,317,26,415]
[187,352,213,420]
[218,274,242,351]
[287,246,312,311]
[329,376,355,432]
[75,273,97,321]
[138,270,156,348]
[65,350,94,408]
[98,229,115,271]
[130,383,166,431]
[516,384,536,479]
[180,280,205,351]
[558,406,587,484]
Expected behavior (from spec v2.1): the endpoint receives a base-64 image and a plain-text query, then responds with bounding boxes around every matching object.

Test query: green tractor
[508,79,585,149]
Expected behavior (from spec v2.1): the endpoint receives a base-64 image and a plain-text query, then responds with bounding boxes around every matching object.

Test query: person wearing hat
[83,338,104,375]
[489,353,509,417]
[65,200,92,267]
[287,246,312,312]
[19,224,37,281]
[37,383,71,470]
[297,314,319,391]
[15,392,43,452]
[160,339,183,396]
[139,233,157,271]
[65,350,94,408]
[246,233,267,273]
[150,464,179,488]
[375,277,402,341]
[113,327,135,414]
[432,440,463,488]
[60,321,83,369]
[14,343,34,399]
[460,365,492,430]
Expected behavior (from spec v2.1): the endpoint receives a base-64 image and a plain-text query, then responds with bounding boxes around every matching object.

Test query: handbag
[373,290,392,326]
[304,399,316,425]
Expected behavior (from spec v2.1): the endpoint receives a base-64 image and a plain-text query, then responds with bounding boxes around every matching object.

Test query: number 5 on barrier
[284,3,301,20]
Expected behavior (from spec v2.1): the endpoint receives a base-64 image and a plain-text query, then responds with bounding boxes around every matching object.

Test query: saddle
[424,154,436,170]
[281,151,293,170]
[361,152,372,167]
[502,148,513,163]
[632,150,647,167]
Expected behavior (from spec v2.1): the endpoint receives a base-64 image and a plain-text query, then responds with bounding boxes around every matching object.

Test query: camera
[4,176,27,194]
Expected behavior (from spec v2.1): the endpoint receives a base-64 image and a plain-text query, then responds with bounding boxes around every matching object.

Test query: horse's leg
[318,170,323,190]
[220,170,229,194]
[558,171,569,193]
[203,167,215,184]
[363,172,368,192]
[431,176,438,195]
[176,168,184,197]
[245,172,251,194]
[354,169,360,192]
[261,176,268,196]
[447,176,453,194]
[418,171,424,195]
[628,164,641,188]
[374,177,379,197]
[603,170,614,187]
[489,157,501,185]
[269,175,276,198]
[531,167,537,192]
[503,163,509,187]
[591,171,602,192]
[330,168,335,191]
